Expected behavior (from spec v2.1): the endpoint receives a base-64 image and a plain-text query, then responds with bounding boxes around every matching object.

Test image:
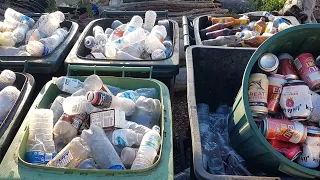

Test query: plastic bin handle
[67,64,153,78]
[0,60,28,72]
[100,10,168,19]
[182,16,195,50]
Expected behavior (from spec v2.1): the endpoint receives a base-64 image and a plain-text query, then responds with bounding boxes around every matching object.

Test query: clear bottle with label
[0,86,20,123]
[108,24,126,43]
[12,23,29,43]
[0,69,16,91]
[50,95,65,125]
[47,137,91,168]
[131,125,161,170]
[121,147,138,168]
[112,28,146,50]
[112,129,143,147]
[123,16,143,36]
[81,125,125,169]
[52,77,84,94]
[63,96,93,115]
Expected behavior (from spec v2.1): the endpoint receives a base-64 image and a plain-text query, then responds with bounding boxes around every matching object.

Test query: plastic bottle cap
[152,125,160,134]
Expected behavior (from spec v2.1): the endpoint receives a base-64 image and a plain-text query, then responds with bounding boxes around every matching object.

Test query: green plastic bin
[0,65,173,180]
[231,24,320,178]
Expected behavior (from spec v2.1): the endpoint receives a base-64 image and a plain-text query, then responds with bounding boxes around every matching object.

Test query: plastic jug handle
[67,64,153,78]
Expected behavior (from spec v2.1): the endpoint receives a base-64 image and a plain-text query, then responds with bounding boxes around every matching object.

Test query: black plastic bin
[65,11,179,91]
[182,14,299,49]
[0,13,79,74]
[186,46,293,179]
[0,71,35,162]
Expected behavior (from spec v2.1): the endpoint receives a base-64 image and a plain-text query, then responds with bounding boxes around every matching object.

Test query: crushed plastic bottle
[63,96,93,115]
[12,23,29,43]
[203,141,225,174]
[50,95,65,125]
[0,86,20,123]
[112,129,143,147]
[144,10,157,32]
[0,70,16,91]
[52,77,84,94]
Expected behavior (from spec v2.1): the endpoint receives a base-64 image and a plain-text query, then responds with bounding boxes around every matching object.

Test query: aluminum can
[278,53,299,80]
[258,53,279,74]
[248,73,269,117]
[267,74,286,113]
[268,139,301,161]
[86,91,112,108]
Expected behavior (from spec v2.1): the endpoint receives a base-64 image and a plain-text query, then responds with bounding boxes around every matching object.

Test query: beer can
[297,126,320,168]
[268,139,301,161]
[248,73,269,117]
[278,53,299,80]
[261,118,307,144]
[279,80,313,121]
[294,53,320,92]
[86,91,112,108]
[258,53,279,74]
[267,74,286,113]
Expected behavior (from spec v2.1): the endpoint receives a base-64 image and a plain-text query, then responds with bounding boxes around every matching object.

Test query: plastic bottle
[206,28,241,40]
[149,25,167,43]
[200,21,234,37]
[111,20,123,30]
[197,103,210,137]
[84,36,95,49]
[36,14,60,37]
[123,121,151,135]
[144,34,166,54]
[52,77,84,94]
[50,96,65,125]
[63,96,93,115]
[0,70,16,91]
[208,16,235,24]
[84,74,104,91]
[0,32,16,47]
[202,35,241,46]
[0,86,20,123]
[47,137,91,168]
[94,33,108,46]
[112,129,143,147]
[202,141,225,174]
[26,109,56,164]
[144,10,157,32]
[50,11,65,23]
[93,26,104,37]
[123,16,143,36]
[39,28,68,53]
[152,49,166,60]
[25,29,46,44]
[105,28,113,35]
[235,30,260,40]
[12,23,29,43]
[131,125,161,170]
[77,158,100,169]
[5,8,35,28]
[81,125,125,169]
[263,11,276,21]
[157,19,170,38]
[108,24,126,42]
[121,147,138,168]
[278,21,293,32]
[113,28,146,50]
[122,42,144,58]
[86,90,136,116]
[243,36,269,47]
[253,17,267,35]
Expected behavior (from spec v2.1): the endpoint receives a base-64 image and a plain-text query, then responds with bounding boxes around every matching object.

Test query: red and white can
[294,53,320,92]
[268,139,302,161]
[261,118,307,144]
[278,53,299,80]
[267,74,286,113]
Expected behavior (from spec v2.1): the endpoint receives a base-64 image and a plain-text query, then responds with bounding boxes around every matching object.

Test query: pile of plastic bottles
[0,8,67,56]
[200,12,293,47]
[84,10,173,60]
[0,69,20,124]
[26,74,163,170]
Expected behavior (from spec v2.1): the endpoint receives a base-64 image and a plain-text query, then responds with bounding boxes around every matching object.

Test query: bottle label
[56,150,74,167]
[60,113,87,130]
[26,151,56,164]
[42,45,50,56]
[62,78,83,94]
[108,165,125,170]
[90,109,116,129]
[128,26,135,33]
[145,135,161,151]
[112,129,129,146]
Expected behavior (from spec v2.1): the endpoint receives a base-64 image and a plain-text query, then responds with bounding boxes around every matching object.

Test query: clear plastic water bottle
[113,28,146,50]
[112,129,143,147]
[37,14,60,37]
[52,77,84,94]
[122,121,151,135]
[4,16,20,31]
[25,29,46,44]
[235,30,259,40]
[0,32,17,47]
[77,158,100,169]
[135,88,158,99]
[4,8,35,28]
[108,24,126,43]
[81,125,125,170]
[144,34,166,54]
[111,20,123,30]
[116,51,142,60]
[12,23,29,43]
[121,147,138,168]
[131,125,161,170]
[84,74,104,91]
[26,41,46,56]
[84,36,95,49]
[123,16,143,36]
[122,42,144,58]
[144,10,157,32]
[86,90,135,116]
[0,70,16,91]
[157,19,170,36]
[47,137,91,168]
[105,28,113,35]
[93,26,104,37]
[0,86,20,123]
[151,49,166,60]
[116,90,140,102]
[39,28,67,54]
[63,96,93,115]
[50,95,65,125]
[202,142,225,174]
[27,109,56,164]
[150,25,167,42]
[163,40,172,57]
[130,96,161,128]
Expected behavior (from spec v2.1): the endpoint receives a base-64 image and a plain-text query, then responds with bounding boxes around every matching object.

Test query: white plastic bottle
[47,137,91,168]
[108,24,127,43]
[81,125,125,169]
[123,16,143,36]
[52,77,84,94]
[0,70,16,91]
[112,28,146,50]
[50,95,65,124]
[0,32,17,47]
[36,15,60,37]
[84,36,95,49]
[0,86,20,123]
[112,129,143,147]
[144,10,157,32]
[63,96,93,115]
[144,34,166,54]
[93,26,104,37]
[131,125,161,170]
[121,147,138,168]
[12,23,29,43]
[150,25,167,42]
[151,49,166,60]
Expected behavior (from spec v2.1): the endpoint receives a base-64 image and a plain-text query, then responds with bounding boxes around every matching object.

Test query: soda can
[278,53,299,80]
[86,91,112,108]
[258,53,279,74]
[248,73,269,117]
[267,74,286,113]
[261,118,307,144]
[268,139,301,161]
[297,126,320,168]
[294,53,320,92]
[279,80,313,121]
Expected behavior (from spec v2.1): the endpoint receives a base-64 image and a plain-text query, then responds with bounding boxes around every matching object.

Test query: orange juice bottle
[243,36,269,47]
[208,16,235,24]
[253,17,267,35]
